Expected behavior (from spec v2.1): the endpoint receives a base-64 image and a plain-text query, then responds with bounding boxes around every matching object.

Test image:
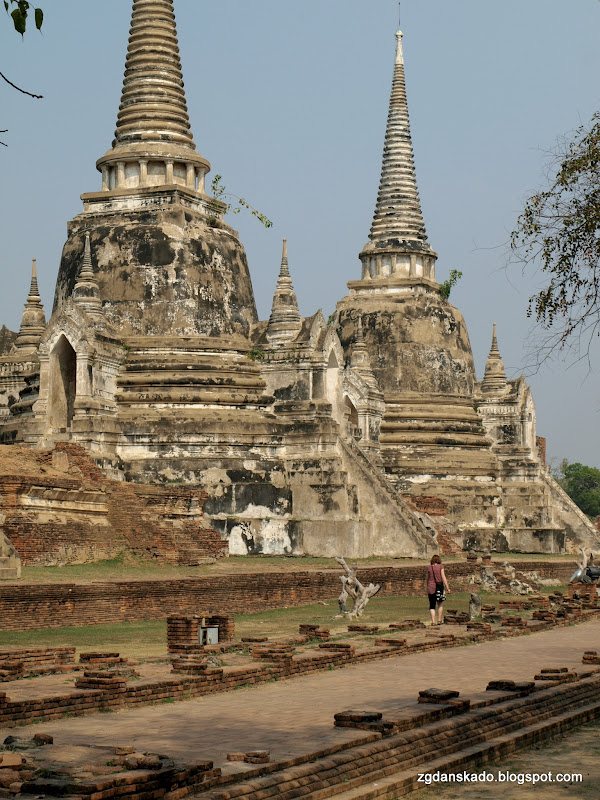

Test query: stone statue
[469,593,482,620]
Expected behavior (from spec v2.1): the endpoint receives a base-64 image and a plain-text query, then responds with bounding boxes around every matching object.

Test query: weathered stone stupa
[337,29,500,531]
[0,0,434,562]
[336,28,598,552]
[0,6,597,563]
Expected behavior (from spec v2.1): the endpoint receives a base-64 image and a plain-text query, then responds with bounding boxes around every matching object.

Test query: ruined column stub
[12,259,46,353]
[266,239,302,343]
[481,323,508,393]
[93,0,210,203]
[357,29,437,287]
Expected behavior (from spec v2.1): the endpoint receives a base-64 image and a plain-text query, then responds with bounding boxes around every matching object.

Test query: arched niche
[49,334,77,432]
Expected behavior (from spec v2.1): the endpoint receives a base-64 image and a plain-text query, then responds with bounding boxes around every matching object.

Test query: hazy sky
[1,0,599,467]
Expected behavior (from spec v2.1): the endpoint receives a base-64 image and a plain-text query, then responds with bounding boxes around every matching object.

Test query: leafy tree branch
[4,0,43,35]
[510,113,600,364]
[211,174,273,229]
[439,269,462,300]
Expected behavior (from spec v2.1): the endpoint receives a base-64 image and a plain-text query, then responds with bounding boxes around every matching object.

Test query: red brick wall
[406,496,449,516]
[0,561,576,631]
[536,436,547,465]
[0,444,226,565]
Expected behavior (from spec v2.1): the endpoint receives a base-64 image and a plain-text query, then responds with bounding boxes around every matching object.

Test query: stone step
[326,700,600,800]
[0,567,19,580]
[197,677,600,800]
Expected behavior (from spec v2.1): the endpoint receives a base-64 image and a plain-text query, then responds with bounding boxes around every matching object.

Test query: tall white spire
[369,30,429,247]
[95,0,210,199]
[358,28,437,286]
[113,0,194,149]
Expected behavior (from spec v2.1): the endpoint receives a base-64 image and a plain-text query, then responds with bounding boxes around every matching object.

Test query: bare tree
[335,556,381,620]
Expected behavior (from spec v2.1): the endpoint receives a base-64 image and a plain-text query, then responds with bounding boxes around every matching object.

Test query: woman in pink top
[426,554,450,625]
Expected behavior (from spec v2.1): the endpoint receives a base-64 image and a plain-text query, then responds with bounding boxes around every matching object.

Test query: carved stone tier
[116,335,269,410]
[379,393,497,478]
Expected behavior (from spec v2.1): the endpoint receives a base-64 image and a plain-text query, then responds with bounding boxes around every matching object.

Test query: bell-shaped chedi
[336,27,495,485]
[53,0,258,342]
[481,323,508,394]
[12,260,46,354]
[41,0,267,483]
[266,239,302,344]
[338,27,474,399]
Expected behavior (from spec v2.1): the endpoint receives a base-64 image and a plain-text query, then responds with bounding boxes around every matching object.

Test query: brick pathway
[3,620,599,771]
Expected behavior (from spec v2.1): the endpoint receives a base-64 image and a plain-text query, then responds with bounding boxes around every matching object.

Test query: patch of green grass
[232,591,534,640]
[15,552,576,585]
[0,588,569,660]
[0,619,166,659]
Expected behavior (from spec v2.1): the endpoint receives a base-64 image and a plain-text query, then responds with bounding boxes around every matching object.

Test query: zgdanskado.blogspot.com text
[417,770,582,786]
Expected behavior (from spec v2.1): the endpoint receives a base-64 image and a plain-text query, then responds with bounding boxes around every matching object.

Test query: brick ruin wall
[0,443,226,566]
[0,561,576,631]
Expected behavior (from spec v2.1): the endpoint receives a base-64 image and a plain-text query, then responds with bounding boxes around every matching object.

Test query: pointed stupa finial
[491,322,500,353]
[95,0,210,199]
[73,234,104,320]
[356,315,364,343]
[369,26,429,247]
[279,237,290,278]
[81,233,94,280]
[29,258,40,300]
[358,25,437,285]
[482,322,508,393]
[266,239,302,343]
[395,27,404,65]
[12,259,46,354]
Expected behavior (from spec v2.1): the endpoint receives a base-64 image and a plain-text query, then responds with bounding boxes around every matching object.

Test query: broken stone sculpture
[469,593,482,620]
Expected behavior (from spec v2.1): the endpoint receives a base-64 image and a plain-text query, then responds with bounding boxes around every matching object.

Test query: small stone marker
[334,710,383,723]
[418,688,460,704]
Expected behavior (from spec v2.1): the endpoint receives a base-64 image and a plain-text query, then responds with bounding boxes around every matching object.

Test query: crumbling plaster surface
[337,293,475,396]
[54,208,258,339]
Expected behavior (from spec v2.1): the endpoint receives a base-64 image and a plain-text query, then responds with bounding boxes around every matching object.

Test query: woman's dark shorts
[428,593,438,610]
